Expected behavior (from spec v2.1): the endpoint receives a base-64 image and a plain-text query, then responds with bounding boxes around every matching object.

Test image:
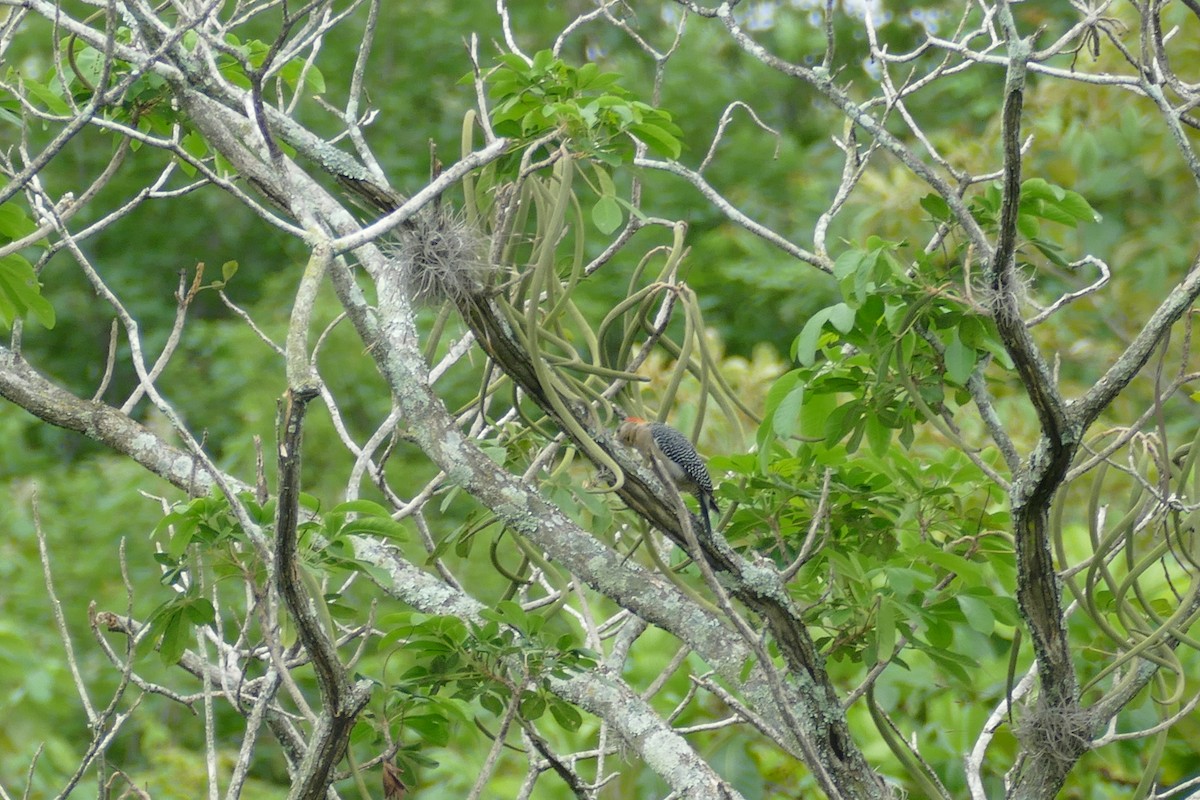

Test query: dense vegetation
[3,1,1200,798]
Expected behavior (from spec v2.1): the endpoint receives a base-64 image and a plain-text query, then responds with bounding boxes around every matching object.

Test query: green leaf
[1030,238,1069,267]
[865,413,892,457]
[925,618,953,650]
[70,47,107,92]
[23,77,70,115]
[822,400,859,445]
[531,49,554,73]
[578,67,621,91]
[592,164,616,196]
[178,130,208,173]
[328,499,393,517]
[772,382,805,439]
[801,392,840,445]
[921,642,975,685]
[489,600,528,631]
[793,311,829,366]
[763,369,803,424]
[158,610,188,665]
[943,329,975,386]
[980,594,1020,626]
[450,529,475,558]
[185,598,217,626]
[498,54,530,71]
[1059,189,1099,222]
[1017,213,1039,239]
[0,253,55,329]
[912,543,985,583]
[792,303,854,366]
[592,195,622,234]
[957,595,994,635]
[883,298,908,333]
[405,713,450,747]
[548,699,582,731]
[881,567,928,597]
[833,249,866,280]
[1021,179,1098,225]
[0,202,38,241]
[827,302,855,333]
[1034,202,1079,227]
[479,691,505,716]
[875,596,895,663]
[919,193,951,221]
[339,516,408,540]
[629,122,681,159]
[279,59,326,94]
[520,692,546,720]
[1020,177,1062,202]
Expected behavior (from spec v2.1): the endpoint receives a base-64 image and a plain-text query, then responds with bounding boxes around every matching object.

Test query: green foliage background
[4,2,1200,798]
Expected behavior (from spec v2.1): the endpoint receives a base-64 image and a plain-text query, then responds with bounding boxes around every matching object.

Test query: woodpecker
[617,416,719,536]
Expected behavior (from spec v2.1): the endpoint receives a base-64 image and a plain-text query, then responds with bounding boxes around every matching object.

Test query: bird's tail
[699,494,720,538]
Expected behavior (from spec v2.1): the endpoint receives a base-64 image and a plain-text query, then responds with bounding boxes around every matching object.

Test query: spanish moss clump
[977,261,1035,319]
[1013,698,1094,767]
[385,206,490,305]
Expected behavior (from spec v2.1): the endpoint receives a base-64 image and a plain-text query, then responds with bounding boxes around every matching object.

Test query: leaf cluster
[0,183,54,329]
[374,604,598,776]
[481,50,682,163]
[143,492,406,664]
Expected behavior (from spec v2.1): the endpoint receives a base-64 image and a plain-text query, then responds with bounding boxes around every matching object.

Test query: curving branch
[1071,257,1200,429]
[0,345,225,496]
[979,13,1086,798]
[353,536,747,800]
[634,156,832,272]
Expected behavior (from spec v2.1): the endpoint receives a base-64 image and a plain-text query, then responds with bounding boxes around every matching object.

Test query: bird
[616,416,719,537]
